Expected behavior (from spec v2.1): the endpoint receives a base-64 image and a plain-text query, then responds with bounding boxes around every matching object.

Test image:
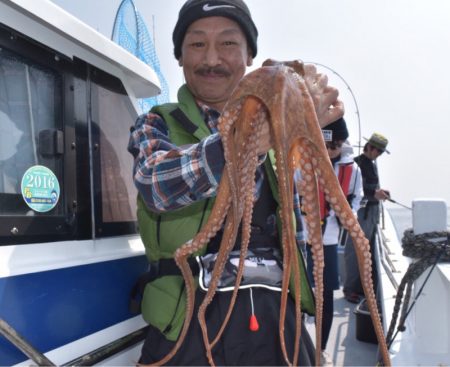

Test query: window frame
[0,24,77,245]
[0,23,141,246]
[89,66,139,238]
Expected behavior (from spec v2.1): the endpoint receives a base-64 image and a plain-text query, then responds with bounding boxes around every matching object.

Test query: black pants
[344,204,379,295]
[321,289,334,350]
[306,245,339,350]
[140,287,315,366]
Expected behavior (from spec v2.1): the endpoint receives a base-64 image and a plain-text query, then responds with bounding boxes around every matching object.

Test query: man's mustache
[195,66,231,77]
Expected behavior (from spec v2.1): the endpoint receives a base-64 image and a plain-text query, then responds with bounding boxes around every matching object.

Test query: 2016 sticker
[21,165,60,212]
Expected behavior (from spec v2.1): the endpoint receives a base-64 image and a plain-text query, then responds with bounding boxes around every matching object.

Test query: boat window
[0,24,140,243]
[0,48,64,217]
[90,68,138,236]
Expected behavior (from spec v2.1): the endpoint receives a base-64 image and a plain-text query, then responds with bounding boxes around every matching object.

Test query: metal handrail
[63,326,148,366]
[0,317,148,366]
[0,318,55,366]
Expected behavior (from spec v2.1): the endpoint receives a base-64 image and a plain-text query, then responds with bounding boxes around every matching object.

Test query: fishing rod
[386,198,412,210]
[387,198,450,230]
[304,61,362,156]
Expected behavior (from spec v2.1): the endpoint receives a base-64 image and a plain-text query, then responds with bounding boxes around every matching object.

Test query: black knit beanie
[173,0,258,60]
[323,117,349,142]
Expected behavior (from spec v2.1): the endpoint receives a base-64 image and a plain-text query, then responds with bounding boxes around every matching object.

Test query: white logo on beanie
[203,3,236,11]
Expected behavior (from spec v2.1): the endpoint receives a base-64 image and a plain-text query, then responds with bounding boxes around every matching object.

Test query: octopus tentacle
[198,98,263,365]
[141,61,391,367]
[293,140,325,365]
[141,178,232,366]
[288,158,304,367]
[198,212,241,365]
[275,140,302,366]
[297,87,329,365]
[298,75,390,365]
[141,106,242,366]
[208,102,268,350]
[230,67,307,366]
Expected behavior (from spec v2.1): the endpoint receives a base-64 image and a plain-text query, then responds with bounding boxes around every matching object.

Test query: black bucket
[354,298,378,344]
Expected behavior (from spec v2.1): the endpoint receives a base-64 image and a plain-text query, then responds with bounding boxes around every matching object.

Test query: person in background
[303,117,363,366]
[343,132,390,304]
[128,0,344,365]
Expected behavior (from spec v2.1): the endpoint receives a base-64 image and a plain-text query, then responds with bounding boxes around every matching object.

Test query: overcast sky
[52,0,450,210]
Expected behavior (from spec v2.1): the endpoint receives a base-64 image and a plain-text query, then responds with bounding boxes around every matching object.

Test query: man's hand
[261,59,344,127]
[375,189,390,201]
[303,64,344,127]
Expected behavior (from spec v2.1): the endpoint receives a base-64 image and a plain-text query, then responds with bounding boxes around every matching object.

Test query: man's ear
[178,58,183,67]
[247,51,253,67]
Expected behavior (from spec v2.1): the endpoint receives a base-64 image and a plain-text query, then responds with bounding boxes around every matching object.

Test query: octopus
[143,60,391,366]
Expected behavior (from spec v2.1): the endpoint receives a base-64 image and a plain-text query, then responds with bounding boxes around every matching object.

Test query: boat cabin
[0,0,159,364]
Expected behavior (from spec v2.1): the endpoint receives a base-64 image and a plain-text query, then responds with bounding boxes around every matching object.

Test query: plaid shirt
[127,100,305,240]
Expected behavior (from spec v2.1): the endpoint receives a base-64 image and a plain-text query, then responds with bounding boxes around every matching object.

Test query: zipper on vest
[198,198,210,232]
[163,282,186,335]
[156,215,162,247]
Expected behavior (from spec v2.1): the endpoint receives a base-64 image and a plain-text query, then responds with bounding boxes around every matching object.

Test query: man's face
[367,145,384,160]
[178,16,253,112]
[326,140,344,159]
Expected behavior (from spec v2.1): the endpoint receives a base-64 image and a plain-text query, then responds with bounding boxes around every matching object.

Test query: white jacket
[299,150,363,246]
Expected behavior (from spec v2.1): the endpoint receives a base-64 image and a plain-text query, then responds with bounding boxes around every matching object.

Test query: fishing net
[112,0,170,113]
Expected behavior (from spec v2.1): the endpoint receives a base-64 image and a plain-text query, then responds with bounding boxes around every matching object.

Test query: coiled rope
[386,229,449,348]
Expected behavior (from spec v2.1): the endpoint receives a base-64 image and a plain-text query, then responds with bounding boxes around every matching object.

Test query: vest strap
[152,257,200,279]
[319,162,354,220]
[170,108,199,135]
[338,162,354,197]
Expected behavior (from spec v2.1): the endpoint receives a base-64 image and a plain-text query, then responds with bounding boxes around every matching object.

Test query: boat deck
[306,288,379,366]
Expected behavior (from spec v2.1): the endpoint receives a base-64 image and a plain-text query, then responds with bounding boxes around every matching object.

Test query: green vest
[137,85,314,341]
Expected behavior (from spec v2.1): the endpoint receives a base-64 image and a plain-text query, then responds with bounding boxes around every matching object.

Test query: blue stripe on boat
[0,255,148,365]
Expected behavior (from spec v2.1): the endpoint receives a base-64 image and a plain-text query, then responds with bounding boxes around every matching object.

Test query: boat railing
[63,326,148,366]
[0,319,55,366]
[377,199,450,365]
[377,204,400,291]
[0,317,147,366]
